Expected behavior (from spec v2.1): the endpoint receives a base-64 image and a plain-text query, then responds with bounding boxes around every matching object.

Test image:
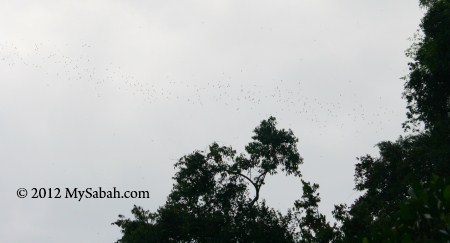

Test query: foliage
[387,176,450,242]
[114,206,160,243]
[114,1,450,242]
[289,180,338,242]
[114,117,335,242]
[403,0,450,132]
[336,1,450,241]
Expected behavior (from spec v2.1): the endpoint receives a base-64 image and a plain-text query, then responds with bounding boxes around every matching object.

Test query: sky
[0,1,423,242]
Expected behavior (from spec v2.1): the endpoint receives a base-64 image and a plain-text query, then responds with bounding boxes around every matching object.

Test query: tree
[114,117,334,242]
[114,1,450,241]
[289,180,338,242]
[335,1,450,241]
[404,0,450,133]
[373,176,450,242]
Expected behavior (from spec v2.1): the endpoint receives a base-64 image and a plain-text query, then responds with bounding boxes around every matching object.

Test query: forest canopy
[114,0,450,242]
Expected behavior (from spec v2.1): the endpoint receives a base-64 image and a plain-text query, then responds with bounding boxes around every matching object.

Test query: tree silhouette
[114,117,335,242]
[114,1,450,241]
[404,0,450,133]
[335,1,450,241]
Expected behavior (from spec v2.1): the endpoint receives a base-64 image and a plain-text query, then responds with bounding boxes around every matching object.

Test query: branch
[226,170,257,189]
[226,170,261,207]
[255,171,268,185]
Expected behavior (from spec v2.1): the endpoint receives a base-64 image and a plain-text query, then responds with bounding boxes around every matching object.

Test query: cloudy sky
[0,1,423,242]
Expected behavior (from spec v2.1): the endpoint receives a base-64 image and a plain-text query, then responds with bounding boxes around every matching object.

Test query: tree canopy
[335,1,450,241]
[114,117,335,242]
[114,1,450,242]
[404,0,450,132]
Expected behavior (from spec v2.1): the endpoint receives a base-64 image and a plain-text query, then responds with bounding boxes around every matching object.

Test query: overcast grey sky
[0,1,423,242]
